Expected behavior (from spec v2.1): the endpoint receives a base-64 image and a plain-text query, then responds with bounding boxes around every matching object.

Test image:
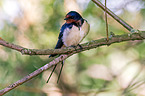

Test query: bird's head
[64,11,83,24]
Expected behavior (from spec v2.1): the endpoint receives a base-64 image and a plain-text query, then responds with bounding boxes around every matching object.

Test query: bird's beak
[64,18,68,20]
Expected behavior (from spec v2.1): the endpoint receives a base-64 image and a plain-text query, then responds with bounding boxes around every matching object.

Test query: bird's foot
[70,45,77,51]
[77,44,83,49]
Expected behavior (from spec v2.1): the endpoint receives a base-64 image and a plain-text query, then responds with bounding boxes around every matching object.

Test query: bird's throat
[66,19,77,24]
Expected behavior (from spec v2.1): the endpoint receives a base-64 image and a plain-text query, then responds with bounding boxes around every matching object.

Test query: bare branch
[0,1,144,95]
[0,54,72,95]
[92,0,134,32]
[0,31,145,95]
[0,39,24,52]
[0,31,145,56]
[105,0,109,41]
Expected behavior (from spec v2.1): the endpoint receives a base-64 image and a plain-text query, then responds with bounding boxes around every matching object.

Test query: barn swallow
[47,11,90,83]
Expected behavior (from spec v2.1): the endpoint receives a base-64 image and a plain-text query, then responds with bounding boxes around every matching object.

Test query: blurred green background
[0,0,145,96]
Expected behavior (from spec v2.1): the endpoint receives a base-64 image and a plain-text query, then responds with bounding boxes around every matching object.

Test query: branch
[0,1,140,56]
[0,1,144,95]
[0,31,145,56]
[92,0,134,32]
[0,31,145,95]
[105,0,109,41]
[0,54,72,95]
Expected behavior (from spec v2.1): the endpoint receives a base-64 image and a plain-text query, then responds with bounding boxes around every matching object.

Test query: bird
[47,11,90,83]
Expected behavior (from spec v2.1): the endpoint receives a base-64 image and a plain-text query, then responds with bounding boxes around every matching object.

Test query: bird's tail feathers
[49,54,57,58]
[46,60,65,83]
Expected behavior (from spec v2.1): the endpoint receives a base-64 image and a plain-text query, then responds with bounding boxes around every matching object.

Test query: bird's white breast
[62,20,90,47]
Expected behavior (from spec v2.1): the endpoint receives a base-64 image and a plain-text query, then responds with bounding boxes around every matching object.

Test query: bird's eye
[69,16,74,19]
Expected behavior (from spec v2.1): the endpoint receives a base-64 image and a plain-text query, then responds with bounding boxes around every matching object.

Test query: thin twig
[127,67,143,88]
[122,67,143,94]
[92,0,134,32]
[105,0,109,41]
[126,81,145,94]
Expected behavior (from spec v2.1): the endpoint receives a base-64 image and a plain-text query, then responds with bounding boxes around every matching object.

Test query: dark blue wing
[55,23,73,49]
[54,39,63,49]
[54,24,66,49]
[55,23,75,48]
[49,24,66,57]
[55,23,74,48]
[49,23,73,57]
